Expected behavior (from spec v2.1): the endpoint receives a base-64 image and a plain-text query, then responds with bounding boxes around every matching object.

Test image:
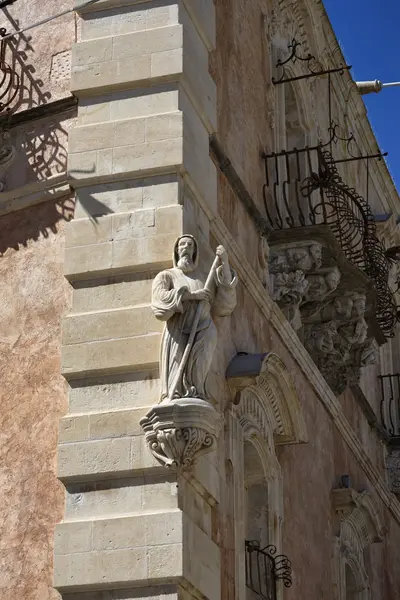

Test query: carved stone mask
[325,267,341,291]
[309,243,323,269]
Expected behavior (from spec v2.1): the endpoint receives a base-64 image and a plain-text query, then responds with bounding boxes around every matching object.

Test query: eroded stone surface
[0,199,73,600]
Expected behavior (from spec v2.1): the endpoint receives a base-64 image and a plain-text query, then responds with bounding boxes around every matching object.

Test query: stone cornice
[185,170,400,527]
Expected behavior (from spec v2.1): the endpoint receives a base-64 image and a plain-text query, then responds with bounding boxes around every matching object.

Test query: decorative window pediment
[227,352,308,446]
[332,487,384,600]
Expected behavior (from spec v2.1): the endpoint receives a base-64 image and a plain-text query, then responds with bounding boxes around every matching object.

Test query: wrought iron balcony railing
[245,540,292,600]
[263,146,397,338]
[378,373,400,438]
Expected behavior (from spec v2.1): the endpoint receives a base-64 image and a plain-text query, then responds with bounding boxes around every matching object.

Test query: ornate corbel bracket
[140,398,220,470]
[268,230,381,395]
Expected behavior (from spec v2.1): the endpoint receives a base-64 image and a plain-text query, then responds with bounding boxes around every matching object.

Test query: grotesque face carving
[309,243,323,269]
[333,296,353,320]
[325,267,341,292]
[287,247,309,270]
[351,293,366,318]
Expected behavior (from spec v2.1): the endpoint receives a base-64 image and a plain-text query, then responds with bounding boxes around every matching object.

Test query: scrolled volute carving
[140,398,219,470]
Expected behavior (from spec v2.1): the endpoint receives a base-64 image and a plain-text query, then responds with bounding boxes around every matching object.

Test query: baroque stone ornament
[267,233,381,395]
[332,487,384,600]
[140,399,219,469]
[140,235,237,469]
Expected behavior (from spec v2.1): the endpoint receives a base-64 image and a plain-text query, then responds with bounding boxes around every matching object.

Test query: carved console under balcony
[262,146,397,395]
[268,227,380,395]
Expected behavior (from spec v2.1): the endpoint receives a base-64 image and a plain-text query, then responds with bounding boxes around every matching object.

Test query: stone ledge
[61,333,161,378]
[54,511,219,600]
[66,205,182,248]
[64,475,179,521]
[55,511,183,555]
[62,587,178,600]
[71,48,183,95]
[69,113,183,154]
[71,274,154,313]
[57,435,159,481]
[75,0,154,13]
[59,407,150,443]
[81,3,179,41]
[68,138,183,186]
[62,305,162,346]
[64,232,179,280]
[68,374,160,413]
[54,543,183,592]
[73,174,179,219]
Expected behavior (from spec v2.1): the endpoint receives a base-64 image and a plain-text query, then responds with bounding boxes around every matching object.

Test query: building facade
[1,1,400,599]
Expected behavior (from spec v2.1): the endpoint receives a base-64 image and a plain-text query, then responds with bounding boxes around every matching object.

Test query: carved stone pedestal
[140,398,220,470]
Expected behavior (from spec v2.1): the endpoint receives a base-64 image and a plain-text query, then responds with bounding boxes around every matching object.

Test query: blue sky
[323,0,400,190]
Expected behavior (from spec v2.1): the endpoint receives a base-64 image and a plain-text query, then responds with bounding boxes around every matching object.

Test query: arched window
[225,353,307,600]
[332,488,384,600]
[244,440,270,547]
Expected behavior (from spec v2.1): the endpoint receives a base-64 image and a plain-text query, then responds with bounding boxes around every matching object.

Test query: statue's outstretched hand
[216,245,228,263]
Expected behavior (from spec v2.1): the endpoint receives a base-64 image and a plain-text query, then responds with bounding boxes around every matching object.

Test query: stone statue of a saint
[151,235,237,402]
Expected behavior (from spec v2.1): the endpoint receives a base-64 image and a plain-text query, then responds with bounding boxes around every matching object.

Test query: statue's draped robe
[152,266,237,401]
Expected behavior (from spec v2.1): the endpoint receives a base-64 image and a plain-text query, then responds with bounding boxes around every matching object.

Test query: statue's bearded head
[174,235,198,273]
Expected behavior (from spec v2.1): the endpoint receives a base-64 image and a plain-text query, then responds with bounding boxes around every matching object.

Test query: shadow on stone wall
[0,194,74,255]
[1,10,52,114]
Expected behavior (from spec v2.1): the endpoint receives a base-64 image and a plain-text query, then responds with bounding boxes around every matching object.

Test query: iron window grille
[245,540,292,600]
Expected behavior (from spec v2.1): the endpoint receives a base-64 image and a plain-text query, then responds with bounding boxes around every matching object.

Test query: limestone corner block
[64,232,180,280]
[54,511,185,591]
[61,333,161,379]
[71,25,183,94]
[57,434,159,482]
[53,511,220,598]
[62,306,163,346]
[58,408,149,444]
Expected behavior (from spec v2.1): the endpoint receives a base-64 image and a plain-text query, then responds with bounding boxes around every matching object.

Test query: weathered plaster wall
[0,197,73,600]
[0,0,76,110]
[2,113,75,197]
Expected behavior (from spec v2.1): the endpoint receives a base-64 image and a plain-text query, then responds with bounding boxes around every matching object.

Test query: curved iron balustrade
[263,146,397,337]
[245,540,292,600]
